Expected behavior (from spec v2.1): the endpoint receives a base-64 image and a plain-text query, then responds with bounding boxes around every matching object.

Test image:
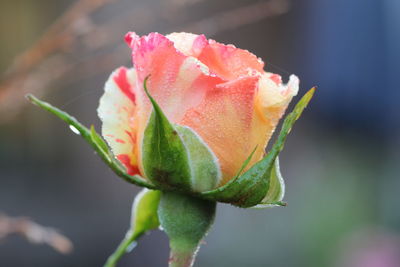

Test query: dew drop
[69,125,80,135]
[126,241,137,253]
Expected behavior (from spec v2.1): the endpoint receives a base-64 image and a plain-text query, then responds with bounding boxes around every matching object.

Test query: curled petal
[257,73,299,109]
[250,74,299,161]
[166,32,264,80]
[196,39,265,80]
[97,67,140,175]
[166,32,207,58]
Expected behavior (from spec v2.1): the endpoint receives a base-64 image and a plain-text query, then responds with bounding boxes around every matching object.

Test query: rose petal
[256,74,299,110]
[125,32,224,168]
[97,67,140,175]
[126,32,212,121]
[123,32,299,184]
[166,32,264,80]
[197,40,265,80]
[166,32,207,58]
[251,74,299,162]
[180,75,261,183]
[180,73,298,184]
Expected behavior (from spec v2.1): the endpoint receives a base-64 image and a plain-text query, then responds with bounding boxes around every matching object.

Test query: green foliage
[131,189,161,237]
[253,157,286,208]
[233,145,258,179]
[142,77,193,190]
[201,151,272,208]
[26,94,155,189]
[201,88,315,208]
[27,78,315,267]
[90,124,110,156]
[176,125,220,192]
[27,85,315,208]
[142,77,221,192]
[104,189,161,267]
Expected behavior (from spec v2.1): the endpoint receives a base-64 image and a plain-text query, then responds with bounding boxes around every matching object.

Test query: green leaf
[26,94,155,189]
[131,189,161,237]
[104,189,161,267]
[158,191,216,267]
[201,88,315,207]
[90,125,110,155]
[142,77,192,190]
[175,125,221,192]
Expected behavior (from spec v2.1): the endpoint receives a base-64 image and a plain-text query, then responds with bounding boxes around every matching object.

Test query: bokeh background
[1,0,399,266]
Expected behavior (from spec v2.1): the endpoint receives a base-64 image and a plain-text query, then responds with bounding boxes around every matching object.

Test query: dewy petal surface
[180,73,298,184]
[167,32,265,80]
[125,32,224,174]
[125,32,222,121]
[251,74,299,159]
[181,75,261,184]
[120,32,299,185]
[98,67,140,175]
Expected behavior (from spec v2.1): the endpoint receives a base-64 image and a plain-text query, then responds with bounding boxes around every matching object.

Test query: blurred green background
[1,0,399,266]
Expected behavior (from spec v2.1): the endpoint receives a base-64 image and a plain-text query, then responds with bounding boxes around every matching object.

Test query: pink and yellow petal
[97,67,140,175]
[166,32,264,80]
[255,73,299,114]
[180,75,261,184]
[250,73,299,161]
[122,32,299,184]
[180,73,298,184]
[166,32,207,58]
[196,40,264,80]
[125,32,223,156]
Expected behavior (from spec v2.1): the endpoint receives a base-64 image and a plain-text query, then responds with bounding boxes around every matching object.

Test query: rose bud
[27,31,314,267]
[28,32,313,208]
[96,32,312,207]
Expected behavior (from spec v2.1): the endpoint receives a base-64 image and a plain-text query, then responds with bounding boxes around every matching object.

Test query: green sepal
[90,124,110,156]
[142,77,221,192]
[158,192,216,267]
[131,189,161,237]
[200,88,315,207]
[104,189,161,267]
[233,145,258,179]
[26,94,155,189]
[252,157,286,208]
[200,147,272,208]
[175,125,221,192]
[142,77,192,190]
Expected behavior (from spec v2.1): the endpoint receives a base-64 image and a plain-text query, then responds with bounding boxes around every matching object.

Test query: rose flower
[98,32,299,194]
[27,31,313,267]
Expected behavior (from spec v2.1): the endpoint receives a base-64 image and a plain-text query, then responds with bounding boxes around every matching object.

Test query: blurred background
[1,0,399,266]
